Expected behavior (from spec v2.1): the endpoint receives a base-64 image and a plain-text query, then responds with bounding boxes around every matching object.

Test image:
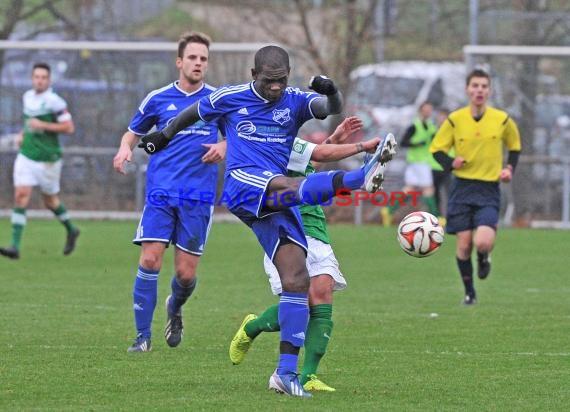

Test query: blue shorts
[225,167,307,259]
[133,202,214,255]
[446,204,499,234]
[223,167,283,223]
[446,177,500,234]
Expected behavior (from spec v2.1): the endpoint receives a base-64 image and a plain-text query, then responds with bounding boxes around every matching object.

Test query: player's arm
[201,140,227,164]
[113,131,139,175]
[430,117,464,171]
[28,117,74,134]
[15,130,24,148]
[311,137,380,162]
[400,125,422,148]
[323,116,363,144]
[138,102,201,154]
[308,75,343,119]
[499,116,522,182]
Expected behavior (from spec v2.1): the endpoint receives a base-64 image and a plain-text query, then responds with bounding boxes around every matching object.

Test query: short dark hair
[32,62,51,74]
[466,68,490,86]
[254,45,290,72]
[178,31,211,58]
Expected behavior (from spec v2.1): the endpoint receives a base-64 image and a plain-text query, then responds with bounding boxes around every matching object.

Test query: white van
[347,61,467,138]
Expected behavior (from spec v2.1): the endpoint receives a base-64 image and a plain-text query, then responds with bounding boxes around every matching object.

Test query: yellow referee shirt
[430,106,521,182]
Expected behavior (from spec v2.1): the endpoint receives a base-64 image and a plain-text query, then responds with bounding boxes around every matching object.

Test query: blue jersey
[129,82,219,200]
[197,82,319,176]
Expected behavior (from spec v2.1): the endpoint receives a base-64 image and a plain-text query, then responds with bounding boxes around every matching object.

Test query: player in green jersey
[0,62,79,260]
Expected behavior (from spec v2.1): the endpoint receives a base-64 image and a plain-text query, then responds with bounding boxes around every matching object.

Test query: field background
[0,220,568,411]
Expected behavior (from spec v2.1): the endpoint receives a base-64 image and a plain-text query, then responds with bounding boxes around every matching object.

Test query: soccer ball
[397,211,444,258]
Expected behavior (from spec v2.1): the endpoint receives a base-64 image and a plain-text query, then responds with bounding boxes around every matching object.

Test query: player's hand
[329,116,363,144]
[201,141,227,164]
[113,146,132,175]
[362,137,381,153]
[27,118,44,131]
[452,156,466,170]
[138,130,169,154]
[15,133,23,149]
[499,166,512,182]
[308,75,338,95]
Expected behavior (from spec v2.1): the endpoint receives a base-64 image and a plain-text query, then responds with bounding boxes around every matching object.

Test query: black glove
[138,130,170,154]
[308,75,338,95]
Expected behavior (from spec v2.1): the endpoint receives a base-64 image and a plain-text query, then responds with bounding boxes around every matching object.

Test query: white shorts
[13,153,62,195]
[263,236,347,295]
[404,163,433,187]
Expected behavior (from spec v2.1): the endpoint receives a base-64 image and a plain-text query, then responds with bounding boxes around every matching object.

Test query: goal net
[465,45,570,228]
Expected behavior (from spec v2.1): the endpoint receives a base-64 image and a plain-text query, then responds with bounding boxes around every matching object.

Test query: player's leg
[455,230,476,304]
[42,194,80,255]
[165,249,199,348]
[382,182,413,227]
[164,204,213,347]
[422,185,439,217]
[473,206,499,280]
[432,169,445,219]
[300,237,345,391]
[447,202,477,305]
[127,242,166,352]
[0,185,32,260]
[39,159,80,255]
[229,305,279,365]
[128,203,173,352]
[268,240,312,397]
[301,274,335,391]
[1,154,38,259]
[225,177,311,396]
[263,134,397,211]
[230,254,282,364]
[362,133,398,192]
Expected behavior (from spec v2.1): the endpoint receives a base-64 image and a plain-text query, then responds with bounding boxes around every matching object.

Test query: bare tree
[241,0,380,102]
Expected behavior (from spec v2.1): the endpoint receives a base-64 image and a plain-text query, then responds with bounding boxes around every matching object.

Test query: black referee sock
[456,256,475,297]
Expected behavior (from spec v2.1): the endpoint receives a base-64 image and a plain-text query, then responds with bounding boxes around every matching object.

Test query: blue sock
[133,266,159,338]
[342,168,365,189]
[169,276,197,314]
[297,171,338,205]
[277,292,309,374]
[278,354,299,376]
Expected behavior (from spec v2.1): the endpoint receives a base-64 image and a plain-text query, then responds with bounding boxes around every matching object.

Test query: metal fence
[1,42,570,227]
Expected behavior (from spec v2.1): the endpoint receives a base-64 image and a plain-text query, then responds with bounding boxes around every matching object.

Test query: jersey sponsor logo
[238,107,249,115]
[166,103,178,111]
[272,108,291,125]
[236,121,256,136]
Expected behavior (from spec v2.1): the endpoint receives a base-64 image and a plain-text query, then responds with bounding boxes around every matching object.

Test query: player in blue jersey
[138,45,396,397]
[113,32,226,353]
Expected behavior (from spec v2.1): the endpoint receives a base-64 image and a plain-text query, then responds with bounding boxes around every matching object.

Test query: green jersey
[287,138,330,244]
[406,118,437,164]
[20,88,72,162]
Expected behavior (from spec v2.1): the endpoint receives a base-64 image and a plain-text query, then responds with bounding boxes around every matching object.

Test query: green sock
[244,304,280,339]
[10,208,26,250]
[52,204,76,233]
[389,195,407,214]
[423,195,439,216]
[300,304,333,385]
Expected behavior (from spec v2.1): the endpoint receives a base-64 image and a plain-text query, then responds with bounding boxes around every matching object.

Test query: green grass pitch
[1,219,568,411]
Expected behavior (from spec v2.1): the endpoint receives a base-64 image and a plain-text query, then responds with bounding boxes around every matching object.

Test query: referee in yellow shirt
[430,68,521,305]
